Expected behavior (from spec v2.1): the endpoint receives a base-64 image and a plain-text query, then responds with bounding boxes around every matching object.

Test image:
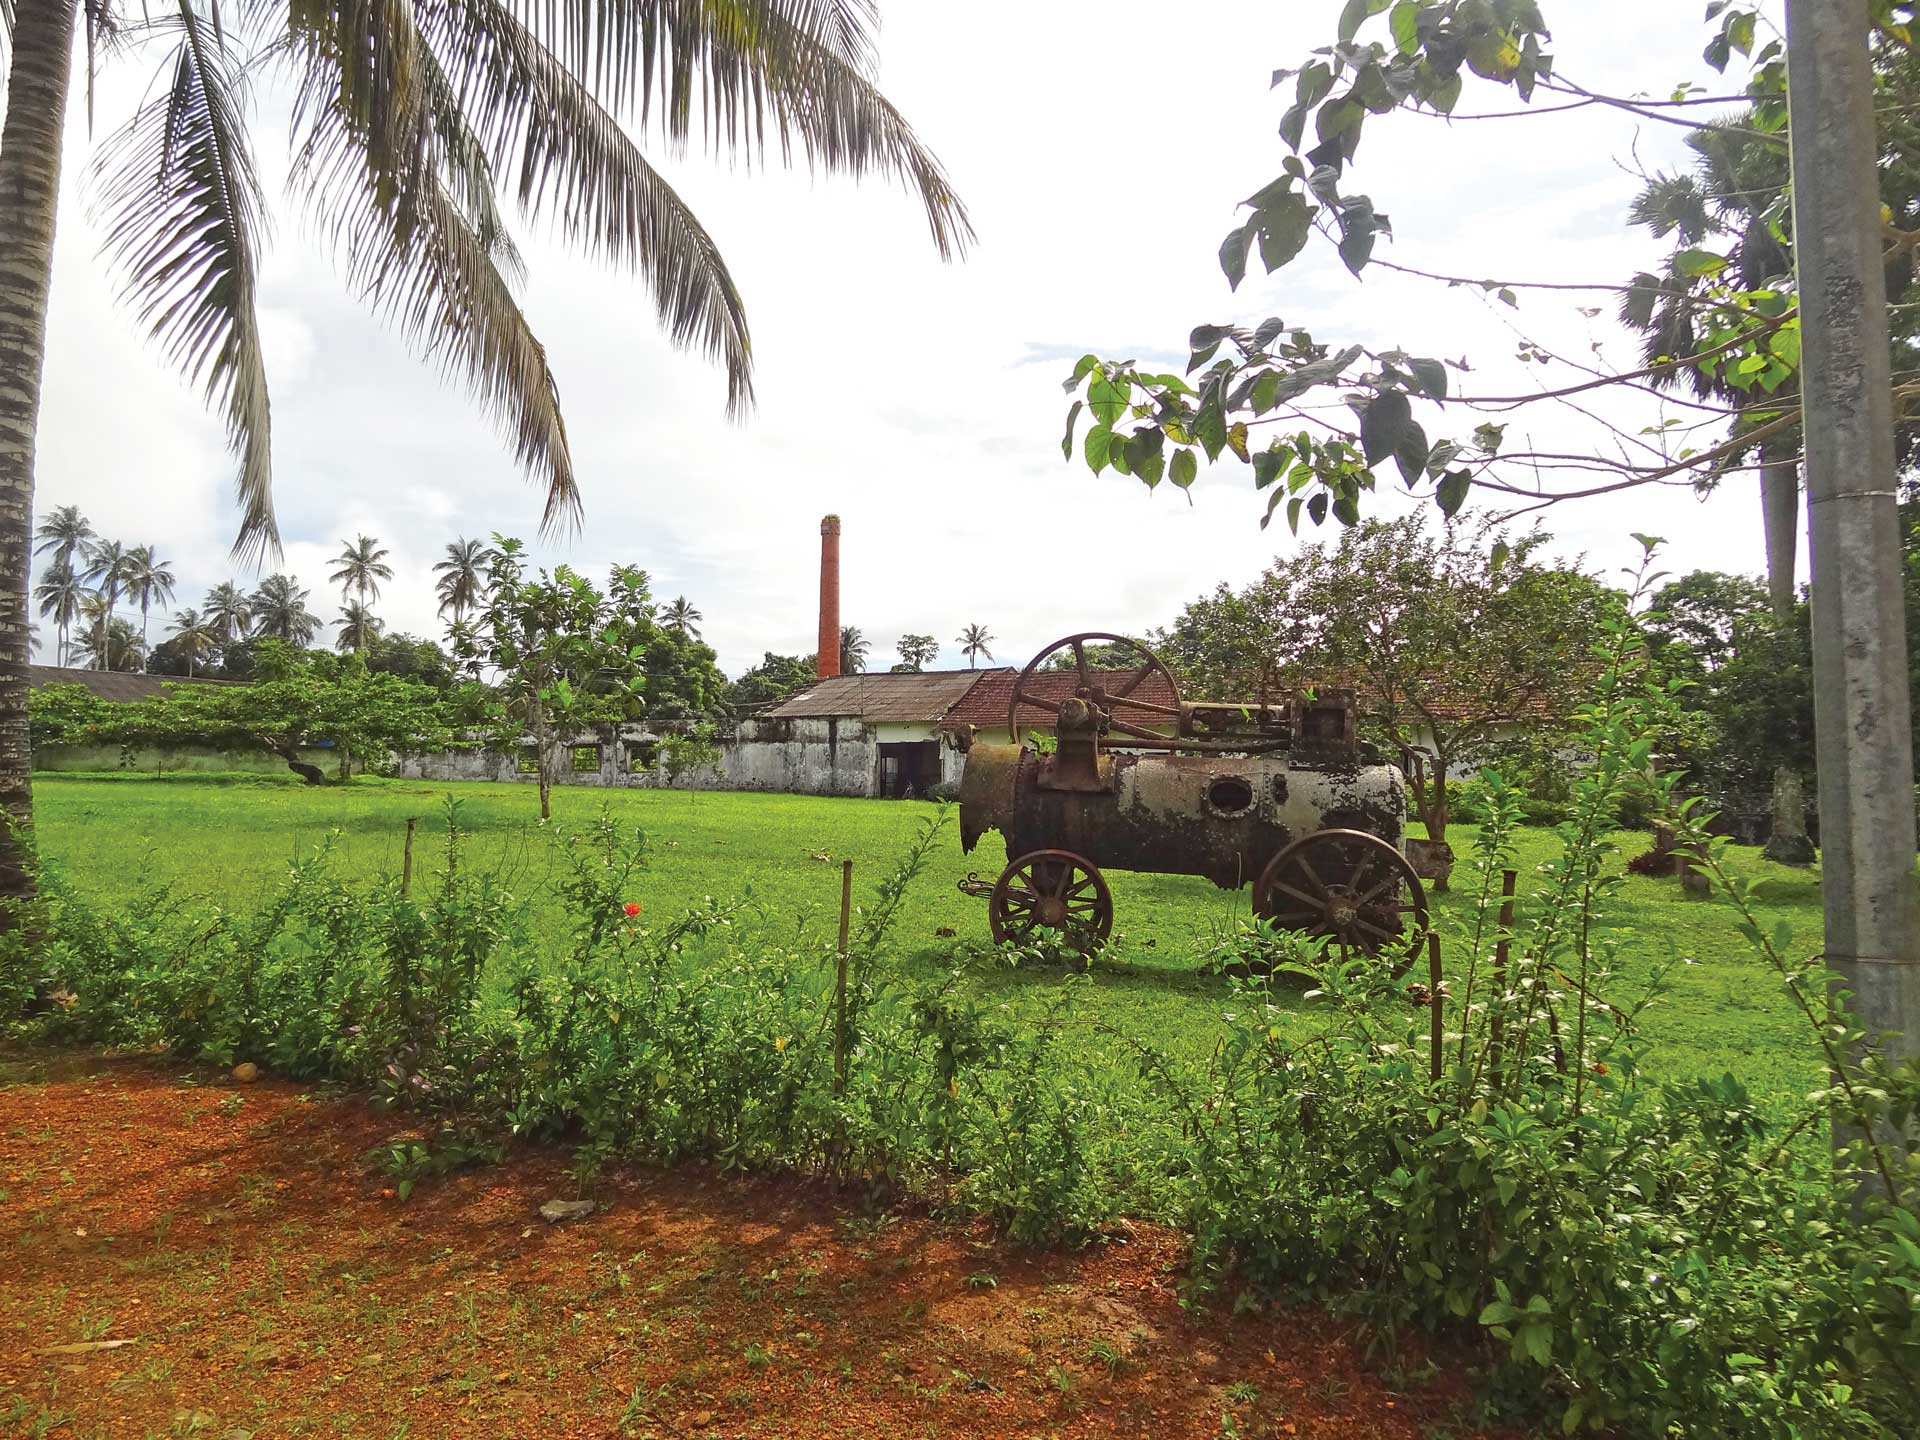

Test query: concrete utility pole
[1785,2,1920,1102]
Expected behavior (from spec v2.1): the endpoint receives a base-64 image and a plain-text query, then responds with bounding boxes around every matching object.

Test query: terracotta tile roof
[944,663,1565,733]
[28,665,233,703]
[764,669,1000,723]
[1298,668,1569,727]
[944,668,1184,733]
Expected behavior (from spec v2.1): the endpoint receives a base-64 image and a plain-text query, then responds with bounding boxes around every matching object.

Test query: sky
[27,1,1776,678]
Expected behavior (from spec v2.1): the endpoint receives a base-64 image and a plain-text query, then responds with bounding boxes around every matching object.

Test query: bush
[1138,565,1920,1438]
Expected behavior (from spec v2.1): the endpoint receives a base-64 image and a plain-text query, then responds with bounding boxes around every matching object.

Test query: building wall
[35,742,350,777]
[395,717,963,798]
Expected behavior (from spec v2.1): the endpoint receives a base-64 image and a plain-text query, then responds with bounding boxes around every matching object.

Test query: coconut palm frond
[416,0,756,411]
[497,0,972,262]
[93,2,276,563]
[288,6,580,531]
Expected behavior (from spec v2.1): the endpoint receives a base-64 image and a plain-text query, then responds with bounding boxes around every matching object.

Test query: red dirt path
[1,1051,1502,1438]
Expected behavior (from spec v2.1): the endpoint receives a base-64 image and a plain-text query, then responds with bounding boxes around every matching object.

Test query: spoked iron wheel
[1253,828,1428,976]
[989,848,1114,952]
[1008,632,1185,749]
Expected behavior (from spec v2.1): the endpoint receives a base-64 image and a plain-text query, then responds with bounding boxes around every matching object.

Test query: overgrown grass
[30,770,1822,1106]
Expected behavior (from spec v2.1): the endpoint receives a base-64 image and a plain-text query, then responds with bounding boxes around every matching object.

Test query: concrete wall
[395,718,966,798]
[35,742,349,777]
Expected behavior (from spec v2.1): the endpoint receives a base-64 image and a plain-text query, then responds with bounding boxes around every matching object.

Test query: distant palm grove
[27,507,1004,722]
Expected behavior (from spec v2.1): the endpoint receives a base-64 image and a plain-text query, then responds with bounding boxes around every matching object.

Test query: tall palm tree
[165,608,218,676]
[663,597,703,639]
[956,622,995,669]
[433,537,492,624]
[33,564,89,665]
[249,574,319,646]
[32,505,93,575]
[839,625,870,675]
[329,534,393,609]
[203,582,253,645]
[1624,121,1821,863]
[333,601,384,654]
[124,544,177,664]
[79,538,134,671]
[0,0,970,908]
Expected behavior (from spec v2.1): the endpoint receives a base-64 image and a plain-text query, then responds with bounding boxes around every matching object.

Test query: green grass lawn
[28,772,1828,1107]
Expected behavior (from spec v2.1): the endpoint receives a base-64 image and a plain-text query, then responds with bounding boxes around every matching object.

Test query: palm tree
[79,538,134,670]
[124,545,177,664]
[663,597,703,639]
[76,598,143,672]
[329,535,393,609]
[333,601,384,654]
[203,582,252,645]
[0,0,970,907]
[433,537,493,624]
[33,505,93,575]
[165,608,219,676]
[956,623,995,669]
[839,625,870,675]
[249,574,320,646]
[33,564,89,665]
[1624,123,1816,863]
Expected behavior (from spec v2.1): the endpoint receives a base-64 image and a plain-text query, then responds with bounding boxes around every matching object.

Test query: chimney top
[821,514,841,535]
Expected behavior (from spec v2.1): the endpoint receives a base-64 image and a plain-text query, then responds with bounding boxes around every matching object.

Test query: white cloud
[31,0,1779,676]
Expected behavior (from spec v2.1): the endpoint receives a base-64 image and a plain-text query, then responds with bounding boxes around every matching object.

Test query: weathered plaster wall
[35,743,348,777]
[396,718,928,798]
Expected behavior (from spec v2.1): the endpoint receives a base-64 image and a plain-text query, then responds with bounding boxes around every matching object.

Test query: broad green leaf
[1252,371,1282,414]
[1088,376,1125,426]
[1061,400,1083,461]
[1171,448,1198,488]
[1084,424,1113,472]
[1360,390,1412,464]
[1408,357,1448,399]
[1390,0,1420,54]
[1256,193,1314,272]
[1675,248,1728,278]
[1220,222,1252,290]
[1436,468,1472,517]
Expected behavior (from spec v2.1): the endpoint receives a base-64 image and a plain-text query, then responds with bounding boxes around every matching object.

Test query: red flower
[623,902,642,918]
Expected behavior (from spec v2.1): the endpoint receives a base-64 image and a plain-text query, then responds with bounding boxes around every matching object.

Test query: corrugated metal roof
[765,669,1002,723]
[28,665,233,703]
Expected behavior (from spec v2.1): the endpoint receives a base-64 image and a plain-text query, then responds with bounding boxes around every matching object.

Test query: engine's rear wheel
[1253,828,1428,976]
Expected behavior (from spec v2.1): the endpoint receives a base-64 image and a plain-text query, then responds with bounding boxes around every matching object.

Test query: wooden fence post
[401,817,417,897]
[1428,929,1444,1083]
[1489,869,1516,1082]
[833,860,853,1095]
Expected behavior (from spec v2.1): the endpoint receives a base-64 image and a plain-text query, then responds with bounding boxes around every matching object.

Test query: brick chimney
[817,514,841,679]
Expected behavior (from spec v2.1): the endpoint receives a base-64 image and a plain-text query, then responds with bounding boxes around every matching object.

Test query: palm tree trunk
[0,0,79,920]
[1759,445,1816,865]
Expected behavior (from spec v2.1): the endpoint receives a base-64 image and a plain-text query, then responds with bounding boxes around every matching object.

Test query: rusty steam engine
[956,633,1427,964]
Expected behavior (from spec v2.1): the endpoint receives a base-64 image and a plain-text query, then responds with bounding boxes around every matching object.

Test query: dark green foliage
[728,651,817,712]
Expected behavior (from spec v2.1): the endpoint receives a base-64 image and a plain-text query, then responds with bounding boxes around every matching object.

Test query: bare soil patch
[1,1051,1501,1438]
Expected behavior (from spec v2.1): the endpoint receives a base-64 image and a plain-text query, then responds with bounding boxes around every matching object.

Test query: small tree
[70,643,453,783]
[894,633,939,671]
[658,723,722,794]
[1160,515,1615,855]
[459,538,648,819]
